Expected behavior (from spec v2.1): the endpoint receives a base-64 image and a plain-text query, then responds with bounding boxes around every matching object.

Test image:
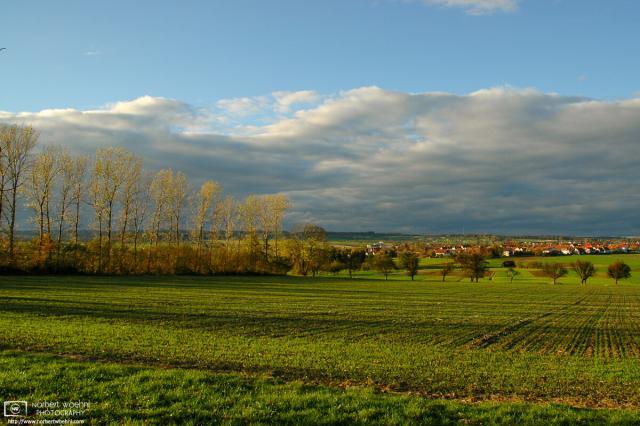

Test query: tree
[167,171,190,247]
[256,194,289,262]
[54,149,77,268]
[440,263,454,282]
[573,260,596,285]
[215,195,237,272]
[130,173,151,272]
[290,223,327,276]
[270,194,289,259]
[91,147,139,271]
[456,252,488,282]
[325,260,345,275]
[239,195,260,271]
[542,263,567,285]
[399,252,419,280]
[607,261,631,284]
[150,169,172,248]
[69,155,88,246]
[3,125,38,262]
[345,249,365,279]
[374,253,396,280]
[26,146,59,261]
[191,180,221,271]
[0,127,9,237]
[506,267,520,283]
[118,155,144,255]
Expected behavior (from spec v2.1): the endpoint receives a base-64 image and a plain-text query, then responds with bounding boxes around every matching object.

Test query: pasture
[1,255,640,424]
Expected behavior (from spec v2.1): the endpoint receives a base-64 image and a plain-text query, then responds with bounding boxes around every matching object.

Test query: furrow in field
[564,288,611,357]
[496,294,585,354]
[464,291,592,352]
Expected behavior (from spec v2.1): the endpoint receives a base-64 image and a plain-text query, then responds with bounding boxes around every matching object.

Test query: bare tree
[191,180,221,271]
[542,263,568,285]
[456,252,488,283]
[215,195,237,271]
[270,194,289,259]
[506,267,520,283]
[150,169,172,248]
[0,126,9,236]
[69,155,88,246]
[256,196,272,262]
[256,194,290,262]
[91,147,138,271]
[240,195,260,269]
[26,146,60,262]
[290,223,327,277]
[117,154,143,271]
[54,149,78,267]
[3,125,38,262]
[26,146,60,257]
[130,172,152,271]
[440,263,455,282]
[374,253,396,280]
[573,260,596,285]
[167,171,190,247]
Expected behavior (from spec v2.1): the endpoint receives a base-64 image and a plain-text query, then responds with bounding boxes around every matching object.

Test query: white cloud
[216,96,271,117]
[216,90,321,118]
[272,90,320,113]
[422,0,518,14]
[2,86,639,235]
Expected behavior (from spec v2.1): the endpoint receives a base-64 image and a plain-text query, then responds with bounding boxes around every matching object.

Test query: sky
[1,0,640,235]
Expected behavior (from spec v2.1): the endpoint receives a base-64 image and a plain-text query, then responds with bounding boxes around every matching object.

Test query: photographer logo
[4,401,27,417]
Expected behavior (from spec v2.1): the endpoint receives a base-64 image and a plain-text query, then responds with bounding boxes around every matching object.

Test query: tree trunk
[8,185,17,262]
[74,198,80,245]
[56,203,66,270]
[97,219,103,274]
[133,231,138,273]
[106,202,113,271]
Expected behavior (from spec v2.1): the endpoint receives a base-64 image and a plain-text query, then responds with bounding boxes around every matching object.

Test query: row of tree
[0,124,301,274]
[451,254,632,285]
[539,260,632,285]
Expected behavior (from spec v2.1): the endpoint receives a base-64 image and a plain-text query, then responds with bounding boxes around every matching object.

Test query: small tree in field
[608,261,631,284]
[326,260,346,275]
[374,253,396,280]
[456,252,488,283]
[399,252,419,281]
[440,263,454,282]
[542,263,567,285]
[345,250,365,279]
[573,260,596,285]
[506,267,519,283]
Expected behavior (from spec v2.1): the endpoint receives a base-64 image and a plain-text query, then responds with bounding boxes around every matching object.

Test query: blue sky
[1,1,640,235]
[3,0,640,111]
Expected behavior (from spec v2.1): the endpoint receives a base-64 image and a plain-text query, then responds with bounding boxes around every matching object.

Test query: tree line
[0,124,307,275]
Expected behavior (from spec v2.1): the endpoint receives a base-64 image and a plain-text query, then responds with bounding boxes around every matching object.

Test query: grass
[1,256,640,423]
[2,350,639,425]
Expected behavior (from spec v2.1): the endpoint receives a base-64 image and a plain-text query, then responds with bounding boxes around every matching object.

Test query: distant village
[364,240,640,258]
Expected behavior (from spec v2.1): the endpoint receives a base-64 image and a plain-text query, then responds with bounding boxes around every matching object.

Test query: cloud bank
[1,86,639,235]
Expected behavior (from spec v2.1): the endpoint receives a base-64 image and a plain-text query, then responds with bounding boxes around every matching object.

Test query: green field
[1,255,640,424]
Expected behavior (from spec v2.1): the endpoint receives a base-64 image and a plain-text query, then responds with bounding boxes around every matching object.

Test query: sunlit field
[1,255,640,424]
